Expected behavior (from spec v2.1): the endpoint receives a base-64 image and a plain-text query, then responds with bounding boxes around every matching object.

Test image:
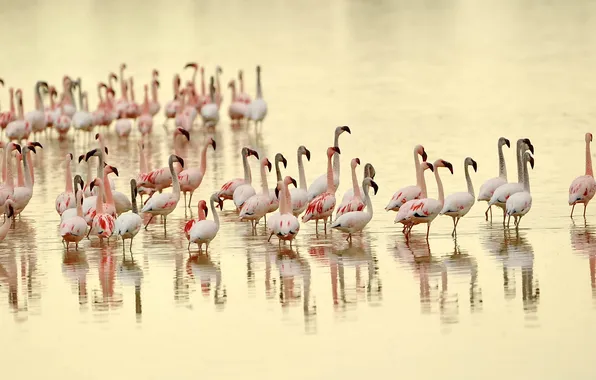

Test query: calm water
[2,0,596,378]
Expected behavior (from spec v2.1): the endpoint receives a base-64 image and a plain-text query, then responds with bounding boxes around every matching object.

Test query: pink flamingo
[105,72,119,124]
[394,162,434,233]
[0,86,16,130]
[137,84,154,137]
[92,82,108,127]
[55,153,76,216]
[214,66,223,107]
[0,200,15,241]
[126,77,141,119]
[163,74,181,125]
[137,129,188,193]
[44,86,60,129]
[54,101,72,139]
[237,70,252,104]
[184,199,208,241]
[184,63,200,110]
[60,189,87,250]
[149,69,161,116]
[569,132,596,217]
[26,81,48,136]
[228,80,248,122]
[6,90,31,142]
[136,141,155,202]
[0,142,21,209]
[59,76,77,118]
[217,147,259,207]
[385,145,428,211]
[335,158,365,218]
[12,144,36,215]
[302,147,341,234]
[178,137,216,208]
[89,178,115,241]
[239,157,273,231]
[268,176,299,246]
[115,63,129,118]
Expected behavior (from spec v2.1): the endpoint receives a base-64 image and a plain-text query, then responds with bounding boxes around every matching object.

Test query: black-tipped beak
[266,160,272,172]
[421,150,428,162]
[178,128,190,141]
[104,147,108,155]
[204,204,208,218]
[31,142,43,149]
[275,187,280,199]
[69,153,73,160]
[154,80,160,88]
[472,160,478,172]
[85,149,98,161]
[7,205,14,219]
[282,156,287,168]
[370,180,379,195]
[305,148,311,161]
[78,154,84,163]
[95,133,99,140]
[333,146,341,154]
[522,139,534,154]
[211,140,217,150]
[505,138,511,148]
[175,155,185,168]
[443,160,454,174]
[529,156,535,169]
[217,197,224,210]
[111,166,119,177]
[427,163,434,172]
[28,146,36,154]
[14,144,21,154]
[341,126,351,134]
[290,177,297,188]
[0,79,4,86]
[90,180,96,192]
[355,158,361,165]
[249,149,259,159]
[184,63,198,69]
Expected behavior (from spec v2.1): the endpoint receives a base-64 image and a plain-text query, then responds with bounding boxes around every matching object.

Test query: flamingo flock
[0,63,594,256]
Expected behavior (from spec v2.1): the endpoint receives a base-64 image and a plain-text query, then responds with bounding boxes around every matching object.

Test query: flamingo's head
[433,159,453,174]
[415,144,427,162]
[98,82,108,90]
[498,137,511,148]
[0,78,4,86]
[228,80,235,88]
[5,200,14,219]
[351,158,361,169]
[336,125,351,137]
[109,72,118,82]
[74,175,84,192]
[104,164,119,177]
[262,157,272,172]
[238,70,243,80]
[524,152,535,169]
[107,88,115,97]
[364,163,376,179]
[298,145,311,161]
[78,154,85,163]
[120,63,127,71]
[49,86,57,97]
[421,161,434,172]
[211,193,224,210]
[327,146,341,158]
[89,178,103,192]
[175,127,190,141]
[216,66,223,74]
[466,157,478,172]
[208,138,216,150]
[245,148,259,159]
[364,178,379,195]
[172,154,185,168]
[152,69,159,77]
[586,133,593,143]
[10,143,21,154]
[198,200,208,218]
[29,142,43,151]
[284,176,297,188]
[275,153,287,169]
[521,138,534,154]
[153,80,160,88]
[184,63,198,70]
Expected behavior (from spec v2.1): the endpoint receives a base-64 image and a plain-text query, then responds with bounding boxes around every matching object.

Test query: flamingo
[331,177,379,242]
[247,65,267,131]
[149,70,160,116]
[137,129,188,193]
[136,84,153,137]
[60,175,85,222]
[198,67,209,107]
[55,153,76,216]
[0,200,15,242]
[115,63,129,117]
[115,80,133,137]
[6,90,31,142]
[488,138,534,224]
[289,145,311,216]
[477,137,511,221]
[141,154,185,230]
[569,133,596,218]
[440,157,478,236]
[183,63,200,110]
[45,85,61,128]
[178,137,216,208]
[184,200,208,241]
[92,82,107,127]
[267,153,288,213]
[341,163,376,202]
[302,146,341,234]
[54,101,72,139]
[188,192,223,252]
[214,66,223,107]
[335,158,364,218]
[228,80,248,122]
[237,70,252,104]
[269,176,300,247]
[386,145,428,211]
[25,81,49,136]
[396,159,454,240]
[307,126,351,200]
[136,141,154,202]
[72,81,93,133]
[200,77,219,128]
[82,150,118,226]
[0,86,16,130]
[217,147,259,207]
[89,178,115,240]
[0,142,21,209]
[506,152,535,228]
[115,179,143,253]
[105,72,119,124]
[163,74,181,125]
[239,157,273,231]
[60,76,77,118]
[126,77,141,119]
[59,189,87,251]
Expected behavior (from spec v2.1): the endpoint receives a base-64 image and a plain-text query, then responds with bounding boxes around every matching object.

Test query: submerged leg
[188,191,194,208]
[485,206,490,221]
[426,223,430,241]
[584,203,588,218]
[451,217,457,236]
[144,215,154,230]
[571,203,576,218]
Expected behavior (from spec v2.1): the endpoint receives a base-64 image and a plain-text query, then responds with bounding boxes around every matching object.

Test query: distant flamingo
[239,157,273,231]
[184,200,208,241]
[126,77,141,119]
[135,141,154,202]
[178,137,216,208]
[184,63,200,110]
[335,158,364,218]
[164,74,181,124]
[302,147,341,234]
[0,200,15,242]
[149,70,161,116]
[0,142,21,208]
[267,153,288,213]
[0,85,16,130]
[115,63,129,117]
[331,177,378,242]
[59,190,87,250]
[307,126,351,200]
[341,163,376,202]
[60,175,84,222]
[136,84,153,137]
[200,77,219,129]
[188,192,223,252]
[25,81,49,136]
[386,145,428,211]
[289,146,311,216]
[6,90,31,142]
[90,178,115,241]
[506,152,535,228]
[214,66,223,107]
[228,80,248,122]
[440,157,478,235]
[569,133,596,218]
[217,147,259,207]
[237,70,252,104]
[246,65,267,131]
[45,86,60,128]
[55,153,76,216]
[477,137,511,220]
[60,76,77,118]
[72,81,93,133]
[137,130,188,193]
[115,179,143,253]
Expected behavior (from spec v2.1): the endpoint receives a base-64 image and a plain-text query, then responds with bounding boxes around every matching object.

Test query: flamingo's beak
[69,153,74,160]
[281,156,287,169]
[217,197,223,210]
[504,138,511,148]
[370,180,379,195]
[90,180,96,192]
[265,160,272,172]
[111,166,119,177]
[275,186,280,199]
[248,149,259,159]
[427,163,434,172]
[442,160,454,174]
[177,128,190,141]
[78,154,85,163]
[341,126,351,134]
[203,204,208,218]
[421,149,428,162]
[14,144,21,154]
[471,159,478,172]
[355,158,361,165]
[211,139,217,150]
[30,142,43,149]
[175,155,185,168]
[529,155,535,169]
[332,146,341,154]
[85,149,98,161]
[305,148,311,161]
[7,204,14,219]
[290,177,297,188]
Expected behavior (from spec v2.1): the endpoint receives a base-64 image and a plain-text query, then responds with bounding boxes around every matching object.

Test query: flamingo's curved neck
[326,154,335,193]
[275,156,284,182]
[516,140,524,184]
[420,169,429,199]
[96,180,105,214]
[169,158,181,199]
[97,86,104,104]
[465,163,474,198]
[151,81,158,102]
[35,84,44,111]
[498,142,507,179]
[173,76,180,98]
[256,70,262,99]
[103,171,115,206]
[200,143,209,174]
[9,89,15,113]
[351,164,361,199]
[17,155,24,187]
[65,158,73,192]
[414,149,422,187]
[332,133,341,179]
[200,72,206,96]
[76,192,83,217]
[586,140,593,177]
[363,182,374,217]
[260,162,269,195]
[284,182,292,214]
[523,157,531,193]
[278,181,287,214]
[210,196,220,228]
[130,183,138,214]
[297,151,307,190]
[242,152,252,184]
[82,94,89,112]
[16,94,24,120]
[435,169,445,206]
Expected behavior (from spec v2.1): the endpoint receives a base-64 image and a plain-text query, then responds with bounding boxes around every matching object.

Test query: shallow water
[2,0,596,379]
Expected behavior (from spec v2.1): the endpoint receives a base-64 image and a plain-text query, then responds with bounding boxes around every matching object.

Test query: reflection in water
[186,254,227,309]
[117,256,144,322]
[92,244,123,313]
[569,220,596,301]
[482,227,540,320]
[62,251,89,308]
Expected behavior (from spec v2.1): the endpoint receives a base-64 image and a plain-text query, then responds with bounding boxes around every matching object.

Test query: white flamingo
[216,147,259,208]
[269,176,300,247]
[5,90,31,142]
[200,77,219,128]
[394,161,434,233]
[331,177,379,242]
[569,132,596,218]
[141,154,184,230]
[12,144,37,215]
[0,142,21,209]
[267,153,288,213]
[25,81,48,136]
[307,126,351,200]
[386,144,428,211]
[477,137,511,220]
[59,190,87,251]
[188,192,223,252]
[302,147,341,234]
[55,153,76,216]
[335,158,364,218]
[239,157,273,231]
[115,179,143,252]
[247,65,267,131]
[506,152,535,228]
[60,175,85,222]
[440,157,478,236]
[289,145,311,216]
[341,163,376,203]
[178,137,216,208]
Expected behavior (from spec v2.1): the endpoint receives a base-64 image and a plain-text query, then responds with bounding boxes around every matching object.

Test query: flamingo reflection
[569,220,596,301]
[117,256,143,321]
[186,254,226,307]
[62,250,89,307]
[92,244,123,312]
